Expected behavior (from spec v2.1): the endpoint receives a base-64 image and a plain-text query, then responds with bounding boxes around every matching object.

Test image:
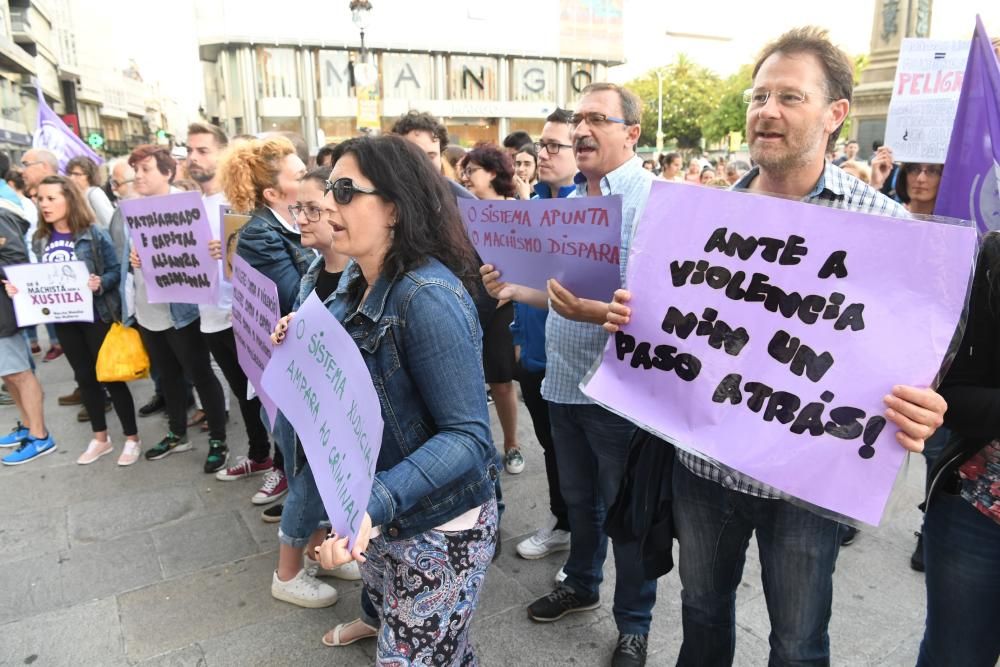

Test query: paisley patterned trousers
[361,498,498,666]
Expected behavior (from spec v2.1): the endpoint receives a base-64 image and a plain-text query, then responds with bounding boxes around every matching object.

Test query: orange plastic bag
[96,323,150,382]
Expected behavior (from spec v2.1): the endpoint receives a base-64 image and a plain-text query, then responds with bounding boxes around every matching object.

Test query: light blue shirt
[541,155,653,405]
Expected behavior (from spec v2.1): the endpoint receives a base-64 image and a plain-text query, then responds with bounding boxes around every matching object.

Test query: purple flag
[121,191,219,305]
[260,292,384,549]
[458,196,623,300]
[230,255,279,428]
[934,16,1000,233]
[32,85,103,173]
[582,182,976,526]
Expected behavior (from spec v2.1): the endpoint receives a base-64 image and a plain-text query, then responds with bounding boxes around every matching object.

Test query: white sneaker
[518,526,571,559]
[304,554,363,581]
[516,515,571,560]
[555,566,567,584]
[117,439,142,466]
[271,569,338,608]
[77,438,113,465]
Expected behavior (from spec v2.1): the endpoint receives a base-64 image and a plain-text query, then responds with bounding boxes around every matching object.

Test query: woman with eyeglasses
[218,137,325,600]
[4,176,139,465]
[305,134,497,665]
[65,156,114,228]
[870,146,945,215]
[257,166,360,611]
[461,143,524,474]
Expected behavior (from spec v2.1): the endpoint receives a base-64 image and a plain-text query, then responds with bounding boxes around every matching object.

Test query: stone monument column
[851,0,933,160]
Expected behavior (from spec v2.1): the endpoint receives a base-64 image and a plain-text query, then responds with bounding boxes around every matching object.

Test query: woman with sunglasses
[4,176,139,465]
[461,143,525,474]
[304,135,497,664]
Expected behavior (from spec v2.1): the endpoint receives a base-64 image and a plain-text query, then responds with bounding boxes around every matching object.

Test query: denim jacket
[32,226,121,324]
[330,258,497,539]
[235,207,314,316]
[114,216,199,329]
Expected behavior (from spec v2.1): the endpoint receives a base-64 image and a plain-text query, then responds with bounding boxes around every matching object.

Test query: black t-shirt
[315,270,343,302]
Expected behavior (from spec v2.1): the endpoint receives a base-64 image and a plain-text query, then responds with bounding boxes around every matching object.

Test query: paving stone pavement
[0,345,930,666]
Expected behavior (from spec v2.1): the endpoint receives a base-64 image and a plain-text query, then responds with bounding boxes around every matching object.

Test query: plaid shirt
[676,161,909,498]
[541,156,653,405]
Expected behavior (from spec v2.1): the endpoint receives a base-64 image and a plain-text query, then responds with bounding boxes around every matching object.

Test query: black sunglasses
[324,177,380,205]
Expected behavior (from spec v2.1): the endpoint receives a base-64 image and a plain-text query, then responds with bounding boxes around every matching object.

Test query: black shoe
[139,394,166,417]
[261,503,283,523]
[910,531,925,572]
[839,525,858,546]
[612,633,648,667]
[203,439,229,474]
[527,584,600,622]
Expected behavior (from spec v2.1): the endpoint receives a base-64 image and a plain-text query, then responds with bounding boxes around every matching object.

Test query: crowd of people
[0,24,996,667]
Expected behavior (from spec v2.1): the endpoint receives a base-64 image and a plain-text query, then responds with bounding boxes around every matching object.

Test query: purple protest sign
[459,196,623,300]
[582,182,976,525]
[230,255,279,428]
[260,292,383,548]
[121,191,218,304]
[935,17,1000,233]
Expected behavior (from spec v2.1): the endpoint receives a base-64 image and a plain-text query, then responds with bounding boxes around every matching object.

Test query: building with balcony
[197,0,625,151]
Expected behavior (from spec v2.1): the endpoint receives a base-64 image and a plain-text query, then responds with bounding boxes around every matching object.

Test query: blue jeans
[273,423,327,548]
[672,463,840,666]
[918,492,1000,666]
[549,402,657,635]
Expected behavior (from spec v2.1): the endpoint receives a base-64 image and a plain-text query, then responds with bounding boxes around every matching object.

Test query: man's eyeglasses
[570,112,630,127]
[534,141,574,155]
[288,203,331,223]
[110,178,134,188]
[324,177,379,205]
[743,88,835,108]
[20,160,43,168]
[903,164,943,177]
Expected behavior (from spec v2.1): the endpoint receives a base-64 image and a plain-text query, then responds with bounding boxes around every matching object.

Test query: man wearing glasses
[532,108,578,200]
[608,27,945,666]
[483,83,657,667]
[19,149,58,199]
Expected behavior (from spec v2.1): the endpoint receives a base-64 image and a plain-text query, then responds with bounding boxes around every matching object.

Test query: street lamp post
[350,0,377,88]
[655,69,664,161]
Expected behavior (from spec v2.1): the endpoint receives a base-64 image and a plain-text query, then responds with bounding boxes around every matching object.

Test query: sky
[107,0,1000,124]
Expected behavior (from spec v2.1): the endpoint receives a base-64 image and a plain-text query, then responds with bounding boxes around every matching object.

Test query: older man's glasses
[743,88,835,108]
[324,177,379,205]
[534,141,574,155]
[570,112,630,127]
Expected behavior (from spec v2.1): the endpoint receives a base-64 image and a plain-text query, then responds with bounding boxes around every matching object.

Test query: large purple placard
[459,195,623,300]
[260,292,384,548]
[121,191,218,304]
[230,255,279,428]
[582,181,976,525]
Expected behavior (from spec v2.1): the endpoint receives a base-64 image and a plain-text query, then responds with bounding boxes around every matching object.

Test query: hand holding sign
[583,182,975,525]
[317,512,373,568]
[4,261,94,326]
[121,191,218,305]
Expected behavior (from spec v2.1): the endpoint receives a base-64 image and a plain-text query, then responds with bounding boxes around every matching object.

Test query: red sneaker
[215,456,274,481]
[252,468,288,505]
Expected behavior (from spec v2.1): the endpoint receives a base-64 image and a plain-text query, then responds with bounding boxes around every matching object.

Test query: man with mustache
[607,27,946,666]
[482,83,656,667]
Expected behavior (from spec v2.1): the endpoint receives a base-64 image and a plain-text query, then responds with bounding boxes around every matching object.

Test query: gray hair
[580,82,642,126]
[108,157,135,179]
[29,148,59,173]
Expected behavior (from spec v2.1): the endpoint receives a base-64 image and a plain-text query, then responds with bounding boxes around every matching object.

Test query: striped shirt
[541,155,653,405]
[676,161,909,499]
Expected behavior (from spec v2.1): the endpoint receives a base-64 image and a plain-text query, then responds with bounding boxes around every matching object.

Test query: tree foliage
[702,64,753,145]
[624,56,722,150]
